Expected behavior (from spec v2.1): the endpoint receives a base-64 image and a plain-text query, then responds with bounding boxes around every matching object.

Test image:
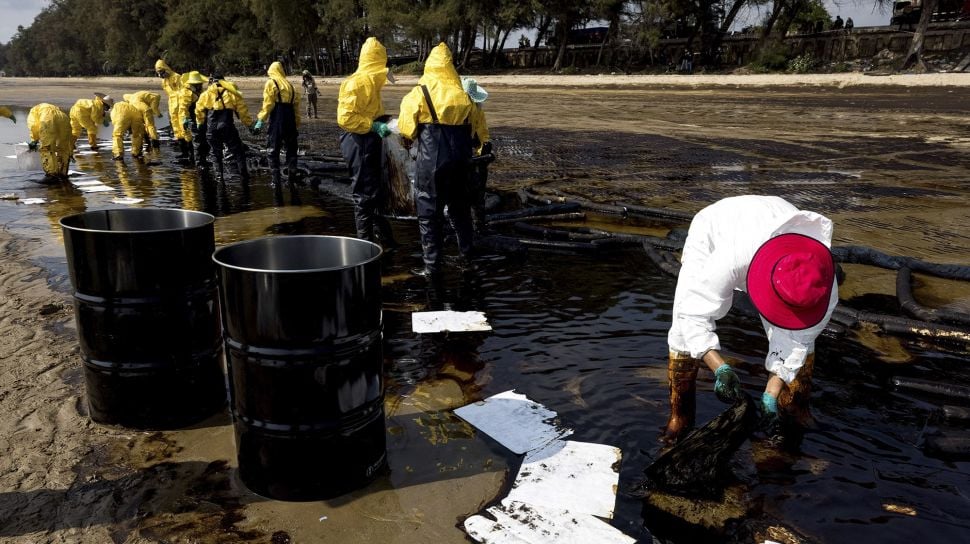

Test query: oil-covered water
[1,91,969,543]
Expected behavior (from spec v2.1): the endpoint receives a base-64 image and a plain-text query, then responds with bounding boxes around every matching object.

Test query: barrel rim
[59,208,216,234]
[212,235,383,274]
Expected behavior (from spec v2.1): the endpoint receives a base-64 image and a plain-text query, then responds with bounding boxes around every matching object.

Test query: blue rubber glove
[27,140,39,151]
[713,364,742,404]
[251,119,263,135]
[371,121,391,138]
[761,392,781,434]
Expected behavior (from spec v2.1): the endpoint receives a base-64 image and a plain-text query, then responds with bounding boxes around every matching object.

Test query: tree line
[0,0,931,77]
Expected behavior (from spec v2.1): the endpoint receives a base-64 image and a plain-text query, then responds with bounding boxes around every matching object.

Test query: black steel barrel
[59,208,225,429]
[212,235,386,501]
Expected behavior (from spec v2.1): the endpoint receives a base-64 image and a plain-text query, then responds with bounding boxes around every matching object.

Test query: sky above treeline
[0,0,895,46]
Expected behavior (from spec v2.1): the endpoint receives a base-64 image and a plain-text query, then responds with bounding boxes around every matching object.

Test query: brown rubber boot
[663,351,699,443]
[777,352,815,428]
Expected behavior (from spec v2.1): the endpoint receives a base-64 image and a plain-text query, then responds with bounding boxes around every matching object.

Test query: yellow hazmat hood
[420,43,461,87]
[155,59,174,75]
[267,61,288,82]
[356,37,389,79]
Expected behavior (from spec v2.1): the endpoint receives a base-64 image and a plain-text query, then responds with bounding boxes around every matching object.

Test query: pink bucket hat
[747,232,835,330]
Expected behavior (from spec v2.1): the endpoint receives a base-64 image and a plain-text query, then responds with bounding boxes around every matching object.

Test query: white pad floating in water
[464,500,635,544]
[412,310,491,333]
[75,151,98,156]
[453,390,572,455]
[111,197,144,205]
[4,155,16,159]
[20,198,46,205]
[507,440,622,519]
[67,170,87,176]
[71,179,103,187]
[78,185,115,193]
[456,390,630,543]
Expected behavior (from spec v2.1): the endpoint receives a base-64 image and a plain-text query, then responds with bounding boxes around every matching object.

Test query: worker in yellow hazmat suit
[398,43,490,276]
[337,37,396,245]
[109,100,145,161]
[69,92,113,150]
[123,91,163,150]
[196,75,252,179]
[0,106,16,122]
[155,59,187,148]
[253,61,300,184]
[27,103,72,178]
[178,71,209,167]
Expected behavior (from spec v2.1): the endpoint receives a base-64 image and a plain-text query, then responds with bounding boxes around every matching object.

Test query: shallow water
[2,86,970,543]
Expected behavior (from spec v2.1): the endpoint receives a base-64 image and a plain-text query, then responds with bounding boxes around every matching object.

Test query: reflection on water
[1,102,969,543]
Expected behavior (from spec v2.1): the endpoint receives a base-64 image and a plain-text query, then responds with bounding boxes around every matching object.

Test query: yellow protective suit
[194,80,253,127]
[155,59,184,141]
[110,101,145,159]
[398,43,489,143]
[257,61,301,128]
[69,96,109,149]
[123,91,162,142]
[27,103,72,177]
[178,91,199,142]
[337,37,390,134]
[0,106,15,122]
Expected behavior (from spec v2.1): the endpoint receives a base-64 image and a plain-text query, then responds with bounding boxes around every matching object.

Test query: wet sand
[2,75,970,542]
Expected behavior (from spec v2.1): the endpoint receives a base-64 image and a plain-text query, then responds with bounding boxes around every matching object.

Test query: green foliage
[0,0,863,76]
[786,53,817,73]
[394,61,425,75]
[791,0,830,32]
[749,44,790,73]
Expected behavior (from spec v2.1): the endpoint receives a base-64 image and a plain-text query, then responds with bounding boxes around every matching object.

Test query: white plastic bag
[15,143,42,171]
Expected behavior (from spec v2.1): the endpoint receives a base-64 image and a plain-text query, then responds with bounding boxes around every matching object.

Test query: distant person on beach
[832,15,844,30]
[26,103,72,178]
[663,195,838,444]
[253,61,300,185]
[845,17,854,31]
[337,36,397,247]
[461,77,493,234]
[302,70,319,119]
[398,43,489,277]
[69,92,113,150]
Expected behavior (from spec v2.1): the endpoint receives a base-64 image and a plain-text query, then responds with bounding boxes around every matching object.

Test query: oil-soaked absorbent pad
[412,310,491,333]
[454,390,572,454]
[464,500,635,544]
[507,440,622,519]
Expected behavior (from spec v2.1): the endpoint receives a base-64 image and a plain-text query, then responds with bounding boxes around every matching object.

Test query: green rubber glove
[251,119,263,135]
[27,140,39,151]
[371,121,391,138]
[182,118,191,131]
[102,118,110,127]
[714,364,742,404]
